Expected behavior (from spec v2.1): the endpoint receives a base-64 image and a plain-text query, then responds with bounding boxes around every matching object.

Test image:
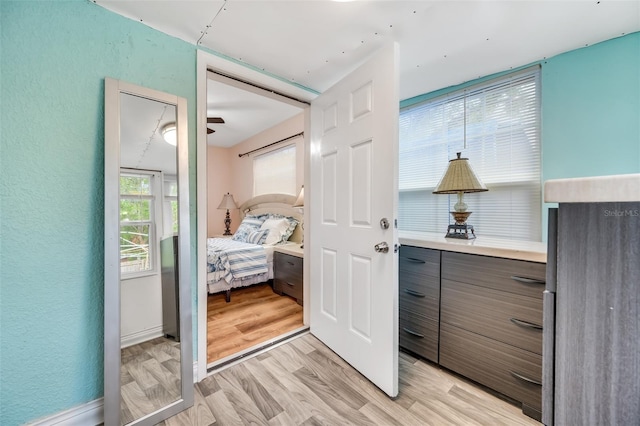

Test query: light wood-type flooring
[159,333,541,426]
[207,283,304,364]
[120,337,182,425]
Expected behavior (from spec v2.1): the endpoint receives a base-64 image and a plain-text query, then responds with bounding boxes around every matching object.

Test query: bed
[207,193,303,302]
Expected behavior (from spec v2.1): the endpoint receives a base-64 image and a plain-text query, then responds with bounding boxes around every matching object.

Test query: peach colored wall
[207,146,237,236]
[207,112,305,236]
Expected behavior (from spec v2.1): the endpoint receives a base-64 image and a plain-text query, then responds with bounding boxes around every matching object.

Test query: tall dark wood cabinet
[160,235,180,341]
[544,202,640,425]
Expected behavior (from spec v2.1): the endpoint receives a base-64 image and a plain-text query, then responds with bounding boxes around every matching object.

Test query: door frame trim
[196,50,317,382]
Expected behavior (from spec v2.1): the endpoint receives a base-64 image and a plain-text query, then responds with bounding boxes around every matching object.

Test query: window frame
[119,168,162,279]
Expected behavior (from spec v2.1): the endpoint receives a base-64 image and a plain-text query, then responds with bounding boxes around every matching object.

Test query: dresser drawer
[274,252,303,304]
[399,309,438,363]
[399,284,439,320]
[442,251,546,299]
[275,252,303,282]
[400,246,440,279]
[441,279,542,354]
[440,323,542,414]
[399,246,440,316]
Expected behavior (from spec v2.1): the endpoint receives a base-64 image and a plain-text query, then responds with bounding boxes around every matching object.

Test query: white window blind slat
[253,144,296,196]
[399,68,541,241]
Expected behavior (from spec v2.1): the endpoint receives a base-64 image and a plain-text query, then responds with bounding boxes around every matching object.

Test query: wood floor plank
[304,347,425,425]
[142,358,180,399]
[216,369,271,424]
[260,355,357,425]
[120,380,156,420]
[125,359,160,391]
[223,362,284,420]
[160,383,216,426]
[207,283,303,363]
[292,366,377,426]
[204,389,244,426]
[243,356,313,424]
[284,344,369,411]
[164,334,542,426]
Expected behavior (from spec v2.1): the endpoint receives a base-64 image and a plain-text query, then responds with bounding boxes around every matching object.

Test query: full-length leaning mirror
[104,78,193,425]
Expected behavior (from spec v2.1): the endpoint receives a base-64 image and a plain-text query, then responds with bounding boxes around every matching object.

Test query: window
[163,175,178,235]
[399,67,541,241]
[253,144,296,196]
[120,170,157,276]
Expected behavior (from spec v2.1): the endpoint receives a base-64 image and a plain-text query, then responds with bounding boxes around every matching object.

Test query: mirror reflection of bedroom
[206,72,307,368]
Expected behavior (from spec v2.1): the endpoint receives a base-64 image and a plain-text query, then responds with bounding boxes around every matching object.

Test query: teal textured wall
[0,2,197,424]
[542,32,640,180]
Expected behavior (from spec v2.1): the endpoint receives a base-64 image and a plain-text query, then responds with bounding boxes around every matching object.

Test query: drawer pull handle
[510,317,542,330]
[402,327,424,338]
[404,289,426,298]
[510,371,542,386]
[287,261,295,266]
[405,257,426,264]
[510,275,545,286]
[285,281,295,287]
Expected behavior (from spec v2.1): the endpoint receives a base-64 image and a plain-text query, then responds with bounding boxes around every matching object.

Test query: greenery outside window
[120,171,157,276]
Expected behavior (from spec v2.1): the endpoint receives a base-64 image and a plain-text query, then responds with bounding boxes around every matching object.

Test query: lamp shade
[433,152,488,194]
[217,192,238,210]
[293,185,304,207]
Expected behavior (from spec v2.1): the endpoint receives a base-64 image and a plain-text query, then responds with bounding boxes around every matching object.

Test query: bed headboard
[238,193,303,243]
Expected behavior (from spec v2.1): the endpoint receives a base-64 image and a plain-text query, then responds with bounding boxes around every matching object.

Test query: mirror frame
[104,78,193,425]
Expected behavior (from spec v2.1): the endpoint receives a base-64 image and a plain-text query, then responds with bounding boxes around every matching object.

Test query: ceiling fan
[207,116,225,134]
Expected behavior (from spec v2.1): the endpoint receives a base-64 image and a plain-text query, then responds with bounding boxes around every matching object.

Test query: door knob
[374,242,389,253]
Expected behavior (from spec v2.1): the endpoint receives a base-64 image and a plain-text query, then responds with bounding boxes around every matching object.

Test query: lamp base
[445,224,476,239]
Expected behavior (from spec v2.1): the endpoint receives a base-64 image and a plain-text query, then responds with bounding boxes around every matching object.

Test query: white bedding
[207,245,275,284]
[206,239,276,295]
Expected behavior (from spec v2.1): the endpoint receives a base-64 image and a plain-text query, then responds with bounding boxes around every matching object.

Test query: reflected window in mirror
[119,170,159,277]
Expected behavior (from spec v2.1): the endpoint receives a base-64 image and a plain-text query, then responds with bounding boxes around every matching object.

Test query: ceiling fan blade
[207,117,225,124]
[207,128,215,134]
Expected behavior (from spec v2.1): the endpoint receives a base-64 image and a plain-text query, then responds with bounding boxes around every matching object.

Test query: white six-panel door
[309,43,399,397]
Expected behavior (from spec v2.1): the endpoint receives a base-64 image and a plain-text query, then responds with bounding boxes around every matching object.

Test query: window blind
[399,67,541,241]
[253,144,296,196]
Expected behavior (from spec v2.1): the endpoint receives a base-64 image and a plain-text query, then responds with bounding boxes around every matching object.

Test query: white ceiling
[120,93,178,175]
[206,78,303,147]
[98,0,639,148]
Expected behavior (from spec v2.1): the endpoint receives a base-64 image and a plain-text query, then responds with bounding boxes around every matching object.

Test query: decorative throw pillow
[260,216,299,245]
[232,215,266,242]
[245,229,270,245]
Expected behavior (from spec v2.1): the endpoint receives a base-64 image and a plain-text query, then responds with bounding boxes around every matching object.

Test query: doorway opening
[204,71,309,369]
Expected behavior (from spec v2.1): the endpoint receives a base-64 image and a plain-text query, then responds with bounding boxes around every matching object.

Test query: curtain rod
[238,132,304,158]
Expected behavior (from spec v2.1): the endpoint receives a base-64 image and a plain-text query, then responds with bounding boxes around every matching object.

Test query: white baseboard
[28,362,199,425]
[120,325,164,348]
[27,398,103,426]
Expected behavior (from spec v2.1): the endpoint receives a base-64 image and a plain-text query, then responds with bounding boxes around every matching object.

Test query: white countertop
[274,242,304,258]
[544,173,640,203]
[399,231,547,263]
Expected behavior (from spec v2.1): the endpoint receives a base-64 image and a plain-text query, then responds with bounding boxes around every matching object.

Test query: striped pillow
[232,215,267,242]
[245,229,270,245]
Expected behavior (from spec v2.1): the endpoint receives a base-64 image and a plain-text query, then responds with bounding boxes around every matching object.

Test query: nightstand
[273,250,303,305]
